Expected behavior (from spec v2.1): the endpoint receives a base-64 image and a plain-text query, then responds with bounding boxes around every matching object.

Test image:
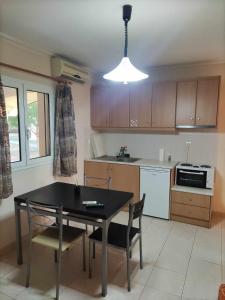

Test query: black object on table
[14,182,133,297]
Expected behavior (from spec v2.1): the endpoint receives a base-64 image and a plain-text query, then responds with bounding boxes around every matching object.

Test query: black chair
[25,199,86,300]
[84,175,112,258]
[88,194,145,292]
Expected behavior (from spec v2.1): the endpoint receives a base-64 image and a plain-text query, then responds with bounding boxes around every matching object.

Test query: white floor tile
[140,286,181,300]
[0,292,14,300]
[191,228,221,265]
[147,267,185,296]
[0,214,224,300]
[182,258,221,300]
[111,261,153,287]
[156,248,190,275]
[0,261,17,279]
[16,287,53,300]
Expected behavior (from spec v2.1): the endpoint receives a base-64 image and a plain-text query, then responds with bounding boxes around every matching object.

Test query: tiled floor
[0,213,224,300]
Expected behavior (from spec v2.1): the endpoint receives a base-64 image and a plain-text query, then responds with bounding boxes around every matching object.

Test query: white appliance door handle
[179,170,204,175]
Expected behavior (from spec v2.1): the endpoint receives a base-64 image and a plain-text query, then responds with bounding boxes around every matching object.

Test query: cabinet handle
[130,119,138,127]
[197,117,200,121]
[190,117,194,120]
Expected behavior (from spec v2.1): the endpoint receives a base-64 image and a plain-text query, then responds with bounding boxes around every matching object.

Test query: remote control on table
[85,203,104,208]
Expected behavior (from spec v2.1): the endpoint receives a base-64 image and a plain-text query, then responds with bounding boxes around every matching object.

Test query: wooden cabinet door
[109,163,140,204]
[129,83,152,127]
[84,161,109,189]
[176,80,197,127]
[195,77,220,126]
[109,85,130,127]
[91,86,109,128]
[152,81,176,128]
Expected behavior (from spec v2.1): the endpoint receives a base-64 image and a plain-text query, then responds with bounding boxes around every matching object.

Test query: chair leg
[67,219,69,226]
[56,249,62,300]
[85,224,88,233]
[126,248,131,292]
[129,249,132,259]
[89,239,92,278]
[26,239,32,288]
[82,234,86,271]
[93,226,96,259]
[139,235,143,269]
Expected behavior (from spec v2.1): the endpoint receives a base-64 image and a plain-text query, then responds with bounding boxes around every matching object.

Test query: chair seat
[32,225,85,251]
[89,222,140,249]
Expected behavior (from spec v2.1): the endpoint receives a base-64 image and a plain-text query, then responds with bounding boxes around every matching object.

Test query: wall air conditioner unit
[51,56,89,83]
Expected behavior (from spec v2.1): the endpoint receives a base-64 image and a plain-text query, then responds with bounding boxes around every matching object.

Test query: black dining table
[14,182,133,297]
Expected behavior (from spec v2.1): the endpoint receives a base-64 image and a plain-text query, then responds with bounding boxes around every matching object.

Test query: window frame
[1,75,55,171]
[24,81,54,167]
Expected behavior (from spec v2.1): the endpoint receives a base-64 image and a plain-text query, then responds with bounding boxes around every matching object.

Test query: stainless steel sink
[95,155,140,163]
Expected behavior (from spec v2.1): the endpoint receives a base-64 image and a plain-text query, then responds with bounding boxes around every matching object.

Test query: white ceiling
[0,0,225,73]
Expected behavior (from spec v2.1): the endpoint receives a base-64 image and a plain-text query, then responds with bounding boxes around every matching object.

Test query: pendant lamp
[103,4,148,84]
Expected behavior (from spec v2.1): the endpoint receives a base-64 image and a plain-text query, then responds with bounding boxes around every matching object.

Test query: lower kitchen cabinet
[171,190,212,228]
[84,161,140,207]
[84,161,109,189]
[109,163,140,204]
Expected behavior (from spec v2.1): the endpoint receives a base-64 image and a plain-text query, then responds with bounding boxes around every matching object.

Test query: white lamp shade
[103,57,148,84]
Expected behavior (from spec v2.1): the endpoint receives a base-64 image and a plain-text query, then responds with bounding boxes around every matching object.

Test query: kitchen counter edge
[84,158,178,169]
[171,185,214,196]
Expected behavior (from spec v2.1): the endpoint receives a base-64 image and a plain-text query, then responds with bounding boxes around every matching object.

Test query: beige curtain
[0,76,13,199]
[53,83,77,176]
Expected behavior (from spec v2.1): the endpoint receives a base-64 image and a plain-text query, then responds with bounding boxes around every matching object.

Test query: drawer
[172,191,210,208]
[171,202,210,221]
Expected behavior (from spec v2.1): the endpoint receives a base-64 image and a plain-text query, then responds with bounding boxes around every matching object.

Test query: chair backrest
[26,198,63,232]
[84,175,111,190]
[127,194,145,243]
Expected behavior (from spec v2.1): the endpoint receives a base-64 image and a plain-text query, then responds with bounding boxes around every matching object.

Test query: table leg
[14,201,23,265]
[101,220,109,297]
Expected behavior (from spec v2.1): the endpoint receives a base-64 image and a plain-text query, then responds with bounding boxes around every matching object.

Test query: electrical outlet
[186,141,191,146]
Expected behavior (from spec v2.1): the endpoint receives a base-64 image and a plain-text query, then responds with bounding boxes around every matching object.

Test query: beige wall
[103,62,225,213]
[0,36,91,250]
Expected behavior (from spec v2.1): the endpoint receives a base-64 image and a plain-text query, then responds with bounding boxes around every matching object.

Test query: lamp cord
[124,20,128,57]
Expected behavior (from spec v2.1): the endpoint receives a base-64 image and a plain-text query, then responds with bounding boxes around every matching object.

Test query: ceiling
[0,0,225,73]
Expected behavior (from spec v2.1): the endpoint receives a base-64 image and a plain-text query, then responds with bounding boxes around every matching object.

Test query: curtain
[53,83,77,176]
[0,77,13,199]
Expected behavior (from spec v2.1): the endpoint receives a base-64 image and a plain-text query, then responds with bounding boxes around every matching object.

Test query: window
[26,91,50,159]
[4,86,21,163]
[2,76,54,169]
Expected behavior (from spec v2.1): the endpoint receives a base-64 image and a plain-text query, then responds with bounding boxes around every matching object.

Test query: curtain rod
[0,62,72,84]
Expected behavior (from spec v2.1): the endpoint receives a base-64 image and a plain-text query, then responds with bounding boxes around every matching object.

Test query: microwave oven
[176,163,214,189]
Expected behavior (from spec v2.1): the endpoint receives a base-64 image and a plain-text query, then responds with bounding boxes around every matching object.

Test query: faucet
[118,145,127,158]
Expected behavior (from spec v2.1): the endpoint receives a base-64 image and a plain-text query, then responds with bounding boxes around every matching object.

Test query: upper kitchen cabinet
[195,77,220,127]
[176,76,220,128]
[151,81,177,128]
[108,85,130,127]
[91,86,109,128]
[176,80,197,127]
[129,83,152,127]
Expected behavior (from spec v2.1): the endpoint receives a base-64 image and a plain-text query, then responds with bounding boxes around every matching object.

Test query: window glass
[3,86,21,163]
[26,91,50,159]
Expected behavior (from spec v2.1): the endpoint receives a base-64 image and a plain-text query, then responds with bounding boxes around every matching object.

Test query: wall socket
[186,141,191,146]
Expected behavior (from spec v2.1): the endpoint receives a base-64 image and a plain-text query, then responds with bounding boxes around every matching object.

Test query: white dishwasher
[140,167,170,219]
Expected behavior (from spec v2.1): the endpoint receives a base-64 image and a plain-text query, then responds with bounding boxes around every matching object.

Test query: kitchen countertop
[171,185,214,196]
[85,158,178,169]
